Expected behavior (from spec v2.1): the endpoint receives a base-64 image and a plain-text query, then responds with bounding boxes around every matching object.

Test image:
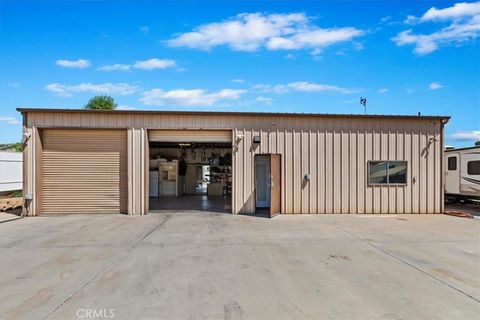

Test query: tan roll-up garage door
[41,129,127,214]
[149,130,232,143]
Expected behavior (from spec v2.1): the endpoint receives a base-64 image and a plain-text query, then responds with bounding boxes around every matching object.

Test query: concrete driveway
[0,213,479,320]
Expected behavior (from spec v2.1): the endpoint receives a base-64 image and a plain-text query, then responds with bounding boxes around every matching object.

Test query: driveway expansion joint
[41,214,172,320]
[317,216,480,303]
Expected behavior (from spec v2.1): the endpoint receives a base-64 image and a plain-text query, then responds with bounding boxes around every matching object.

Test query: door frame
[254,154,282,217]
[254,155,270,208]
[146,129,235,214]
[269,154,281,217]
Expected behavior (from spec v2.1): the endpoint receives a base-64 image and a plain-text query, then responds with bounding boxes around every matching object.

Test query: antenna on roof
[360,97,367,114]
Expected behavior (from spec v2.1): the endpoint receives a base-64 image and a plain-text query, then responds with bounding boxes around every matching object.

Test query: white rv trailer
[0,151,22,193]
[445,146,480,202]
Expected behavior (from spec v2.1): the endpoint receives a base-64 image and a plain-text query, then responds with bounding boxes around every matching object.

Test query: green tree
[0,142,23,151]
[84,95,117,110]
[475,141,480,146]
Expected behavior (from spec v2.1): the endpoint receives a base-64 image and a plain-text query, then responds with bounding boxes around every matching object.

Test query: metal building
[18,108,449,217]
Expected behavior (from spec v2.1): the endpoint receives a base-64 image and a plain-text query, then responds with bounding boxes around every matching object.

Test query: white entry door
[255,156,270,207]
[445,154,460,194]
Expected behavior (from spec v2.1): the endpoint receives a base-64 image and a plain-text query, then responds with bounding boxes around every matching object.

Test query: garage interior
[148,130,232,213]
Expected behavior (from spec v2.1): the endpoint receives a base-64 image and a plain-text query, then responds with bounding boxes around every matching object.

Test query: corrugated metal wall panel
[318,131,325,214]
[285,131,292,213]
[128,128,148,215]
[230,118,443,214]
[310,131,317,214]
[349,128,357,214]
[24,112,445,215]
[41,129,127,214]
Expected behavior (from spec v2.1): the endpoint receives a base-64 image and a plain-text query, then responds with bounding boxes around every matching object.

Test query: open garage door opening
[148,130,232,214]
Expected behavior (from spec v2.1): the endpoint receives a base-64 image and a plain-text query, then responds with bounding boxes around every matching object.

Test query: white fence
[0,151,22,193]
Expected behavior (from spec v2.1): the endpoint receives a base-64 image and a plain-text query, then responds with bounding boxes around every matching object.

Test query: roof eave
[16,107,451,121]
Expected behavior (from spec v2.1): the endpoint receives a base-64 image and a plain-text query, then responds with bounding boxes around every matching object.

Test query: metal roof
[16,107,450,122]
[445,146,480,152]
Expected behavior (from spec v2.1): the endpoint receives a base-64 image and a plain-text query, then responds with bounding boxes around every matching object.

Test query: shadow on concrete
[149,195,231,214]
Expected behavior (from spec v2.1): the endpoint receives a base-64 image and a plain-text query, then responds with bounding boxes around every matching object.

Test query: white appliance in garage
[159,161,178,196]
[149,171,159,197]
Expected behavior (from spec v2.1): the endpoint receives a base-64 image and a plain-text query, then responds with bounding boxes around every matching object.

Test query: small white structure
[0,151,22,193]
[445,146,480,201]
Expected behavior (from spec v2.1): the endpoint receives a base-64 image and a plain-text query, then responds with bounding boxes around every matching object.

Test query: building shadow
[149,195,231,214]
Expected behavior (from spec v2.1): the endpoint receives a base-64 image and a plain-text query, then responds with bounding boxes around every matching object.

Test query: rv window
[368,161,407,185]
[447,157,457,170]
[467,161,480,175]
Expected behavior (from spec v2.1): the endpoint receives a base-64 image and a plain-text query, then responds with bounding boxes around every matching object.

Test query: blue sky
[0,1,479,147]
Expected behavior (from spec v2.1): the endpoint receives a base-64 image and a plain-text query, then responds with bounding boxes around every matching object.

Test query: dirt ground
[0,196,22,212]
[445,202,480,217]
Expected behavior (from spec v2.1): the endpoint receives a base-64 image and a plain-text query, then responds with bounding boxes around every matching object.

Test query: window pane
[467,161,480,175]
[369,161,388,184]
[447,157,457,170]
[388,161,407,184]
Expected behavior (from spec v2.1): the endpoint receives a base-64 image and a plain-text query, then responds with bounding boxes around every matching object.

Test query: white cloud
[0,116,20,125]
[394,2,480,54]
[4,82,20,88]
[232,79,245,83]
[252,81,357,94]
[378,88,389,93]
[380,16,392,23]
[56,59,91,69]
[140,88,246,106]
[339,98,357,104]
[285,53,296,59]
[252,83,290,94]
[409,2,480,23]
[140,26,150,34]
[287,81,356,94]
[45,83,139,97]
[167,12,364,54]
[429,82,443,90]
[267,28,364,51]
[99,59,176,71]
[353,41,364,51]
[449,130,480,141]
[256,96,273,105]
[99,64,131,71]
[133,58,176,70]
[117,105,135,110]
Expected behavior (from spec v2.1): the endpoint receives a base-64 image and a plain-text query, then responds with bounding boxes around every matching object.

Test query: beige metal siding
[41,129,127,214]
[149,129,232,142]
[23,126,42,216]
[22,111,445,215]
[128,128,148,215]
[232,118,443,215]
